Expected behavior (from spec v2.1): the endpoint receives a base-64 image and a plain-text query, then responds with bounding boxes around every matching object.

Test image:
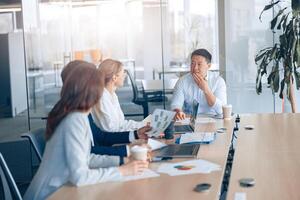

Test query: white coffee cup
[130,145,148,161]
[222,104,232,120]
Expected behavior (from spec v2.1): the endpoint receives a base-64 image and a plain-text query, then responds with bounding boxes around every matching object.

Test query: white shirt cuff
[212,98,223,114]
[129,131,135,142]
[126,145,130,156]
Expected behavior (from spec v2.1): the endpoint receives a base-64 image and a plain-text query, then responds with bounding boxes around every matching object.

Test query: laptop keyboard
[159,144,200,157]
[174,125,193,133]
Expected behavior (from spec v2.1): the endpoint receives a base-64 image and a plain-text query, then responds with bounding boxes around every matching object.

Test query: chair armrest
[144,91,163,96]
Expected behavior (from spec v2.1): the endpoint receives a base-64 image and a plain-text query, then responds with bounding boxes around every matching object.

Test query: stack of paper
[179,132,216,144]
[157,159,221,176]
[146,109,176,137]
[121,169,160,182]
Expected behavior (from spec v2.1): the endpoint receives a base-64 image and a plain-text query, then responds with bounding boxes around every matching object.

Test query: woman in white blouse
[24,61,148,200]
[91,59,145,132]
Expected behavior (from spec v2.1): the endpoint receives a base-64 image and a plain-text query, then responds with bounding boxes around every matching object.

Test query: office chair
[125,70,168,118]
[21,128,46,162]
[0,153,22,200]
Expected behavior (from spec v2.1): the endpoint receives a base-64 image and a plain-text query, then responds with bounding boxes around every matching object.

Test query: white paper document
[142,114,152,124]
[157,159,221,176]
[147,138,167,150]
[146,109,176,137]
[121,169,160,182]
[179,132,216,144]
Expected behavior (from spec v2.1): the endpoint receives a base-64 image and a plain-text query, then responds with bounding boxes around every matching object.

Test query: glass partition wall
[0,3,29,139]
[22,0,72,129]
[1,0,290,136]
[21,0,219,129]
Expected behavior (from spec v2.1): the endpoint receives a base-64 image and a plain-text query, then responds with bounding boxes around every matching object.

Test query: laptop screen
[190,100,199,126]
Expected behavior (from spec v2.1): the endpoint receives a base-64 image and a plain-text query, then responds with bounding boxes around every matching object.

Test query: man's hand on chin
[192,72,208,92]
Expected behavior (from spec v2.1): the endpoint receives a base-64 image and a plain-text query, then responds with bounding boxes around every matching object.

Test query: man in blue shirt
[171,49,227,120]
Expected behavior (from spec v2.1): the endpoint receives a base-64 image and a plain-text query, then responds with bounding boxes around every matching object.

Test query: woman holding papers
[61,60,150,158]
[91,59,146,132]
[24,61,149,200]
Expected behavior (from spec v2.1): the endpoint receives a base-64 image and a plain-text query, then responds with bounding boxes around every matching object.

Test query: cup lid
[130,145,147,152]
[223,104,232,107]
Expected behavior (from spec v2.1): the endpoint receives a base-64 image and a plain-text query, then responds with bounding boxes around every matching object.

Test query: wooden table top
[48,118,234,200]
[227,113,300,200]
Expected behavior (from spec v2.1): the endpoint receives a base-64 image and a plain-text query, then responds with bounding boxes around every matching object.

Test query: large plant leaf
[270,45,279,59]
[261,56,270,75]
[279,79,285,98]
[255,47,272,63]
[294,70,300,89]
[271,7,287,30]
[277,13,289,29]
[256,69,263,94]
[295,40,300,65]
[259,0,281,21]
[292,0,300,11]
[283,13,291,31]
[290,33,297,64]
[279,34,289,58]
[267,62,280,93]
[267,72,280,92]
[273,70,280,92]
[273,62,280,92]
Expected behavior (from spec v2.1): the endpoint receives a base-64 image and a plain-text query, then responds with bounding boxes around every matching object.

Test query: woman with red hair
[24,61,148,200]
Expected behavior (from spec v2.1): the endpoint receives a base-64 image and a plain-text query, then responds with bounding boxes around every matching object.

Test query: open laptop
[154,143,200,158]
[174,100,199,133]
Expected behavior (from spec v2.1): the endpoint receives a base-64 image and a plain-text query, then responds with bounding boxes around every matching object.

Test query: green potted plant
[255,0,300,112]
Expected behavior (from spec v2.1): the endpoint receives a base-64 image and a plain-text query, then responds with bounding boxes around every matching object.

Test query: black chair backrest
[125,69,139,102]
[0,153,22,200]
[21,128,46,162]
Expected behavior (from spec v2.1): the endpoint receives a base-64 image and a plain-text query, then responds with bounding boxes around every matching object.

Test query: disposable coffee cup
[222,104,232,120]
[130,145,148,161]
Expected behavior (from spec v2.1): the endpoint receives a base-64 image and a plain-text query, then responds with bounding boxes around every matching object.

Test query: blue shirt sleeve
[171,78,186,111]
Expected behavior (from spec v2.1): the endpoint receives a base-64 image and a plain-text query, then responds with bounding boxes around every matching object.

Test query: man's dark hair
[191,49,212,63]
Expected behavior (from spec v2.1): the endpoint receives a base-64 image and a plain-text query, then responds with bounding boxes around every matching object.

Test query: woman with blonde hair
[61,60,150,158]
[91,59,145,132]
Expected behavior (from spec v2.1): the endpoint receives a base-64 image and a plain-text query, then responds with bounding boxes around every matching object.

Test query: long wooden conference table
[227,113,300,200]
[48,117,235,200]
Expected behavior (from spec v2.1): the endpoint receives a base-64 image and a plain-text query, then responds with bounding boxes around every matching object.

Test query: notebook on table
[174,100,199,133]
